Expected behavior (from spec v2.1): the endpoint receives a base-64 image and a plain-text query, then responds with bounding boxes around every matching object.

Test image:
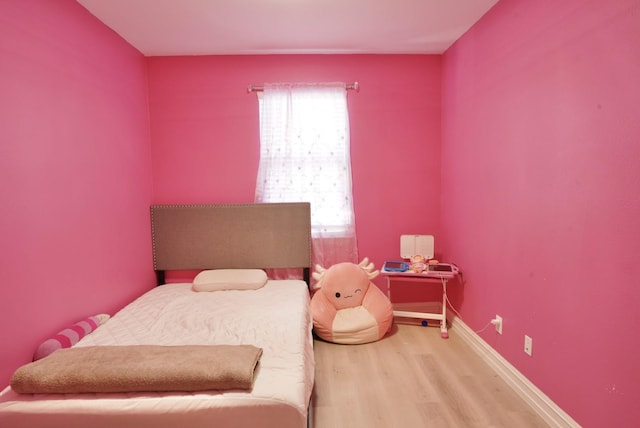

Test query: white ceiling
[76,0,499,56]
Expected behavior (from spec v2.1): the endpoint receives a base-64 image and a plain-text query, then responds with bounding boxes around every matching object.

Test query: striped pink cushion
[33,315,105,361]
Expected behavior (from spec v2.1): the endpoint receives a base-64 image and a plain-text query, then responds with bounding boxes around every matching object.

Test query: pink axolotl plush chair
[310,258,393,344]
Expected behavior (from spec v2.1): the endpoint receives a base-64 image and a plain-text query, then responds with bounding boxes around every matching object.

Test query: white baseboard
[450,316,581,428]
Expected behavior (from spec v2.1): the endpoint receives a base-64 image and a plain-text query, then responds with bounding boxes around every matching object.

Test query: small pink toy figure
[310,258,393,344]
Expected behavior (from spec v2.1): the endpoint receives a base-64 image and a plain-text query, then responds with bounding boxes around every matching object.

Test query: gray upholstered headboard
[150,203,312,285]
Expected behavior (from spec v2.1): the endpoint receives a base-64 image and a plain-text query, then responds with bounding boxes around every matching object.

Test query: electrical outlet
[494,315,503,334]
[524,335,533,356]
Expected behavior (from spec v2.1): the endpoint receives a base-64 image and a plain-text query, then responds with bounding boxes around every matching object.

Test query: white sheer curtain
[255,82,358,271]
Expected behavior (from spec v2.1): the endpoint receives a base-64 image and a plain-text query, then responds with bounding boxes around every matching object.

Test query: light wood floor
[310,322,550,428]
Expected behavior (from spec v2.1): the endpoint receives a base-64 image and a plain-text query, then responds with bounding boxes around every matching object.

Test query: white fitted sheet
[0,281,315,428]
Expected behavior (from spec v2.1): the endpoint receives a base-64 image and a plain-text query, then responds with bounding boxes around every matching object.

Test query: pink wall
[0,1,155,386]
[147,54,443,295]
[441,0,640,426]
[6,0,634,424]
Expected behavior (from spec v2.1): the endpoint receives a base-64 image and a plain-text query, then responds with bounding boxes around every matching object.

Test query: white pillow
[192,269,268,292]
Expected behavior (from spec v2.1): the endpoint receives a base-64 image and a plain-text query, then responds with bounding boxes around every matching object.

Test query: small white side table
[381,269,456,339]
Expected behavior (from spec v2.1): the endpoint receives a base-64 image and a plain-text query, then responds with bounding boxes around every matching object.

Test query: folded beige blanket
[11,344,263,394]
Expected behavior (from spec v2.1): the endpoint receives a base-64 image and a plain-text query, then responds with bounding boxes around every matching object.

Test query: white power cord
[443,276,499,334]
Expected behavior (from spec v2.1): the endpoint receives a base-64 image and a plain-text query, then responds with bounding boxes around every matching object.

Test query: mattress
[0,281,315,428]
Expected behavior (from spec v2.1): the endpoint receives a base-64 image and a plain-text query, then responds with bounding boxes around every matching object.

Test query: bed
[0,202,314,428]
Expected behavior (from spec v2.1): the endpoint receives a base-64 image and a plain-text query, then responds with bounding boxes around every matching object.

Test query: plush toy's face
[320,262,371,310]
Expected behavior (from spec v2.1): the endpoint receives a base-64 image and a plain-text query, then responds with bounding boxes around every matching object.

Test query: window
[255,82,357,266]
